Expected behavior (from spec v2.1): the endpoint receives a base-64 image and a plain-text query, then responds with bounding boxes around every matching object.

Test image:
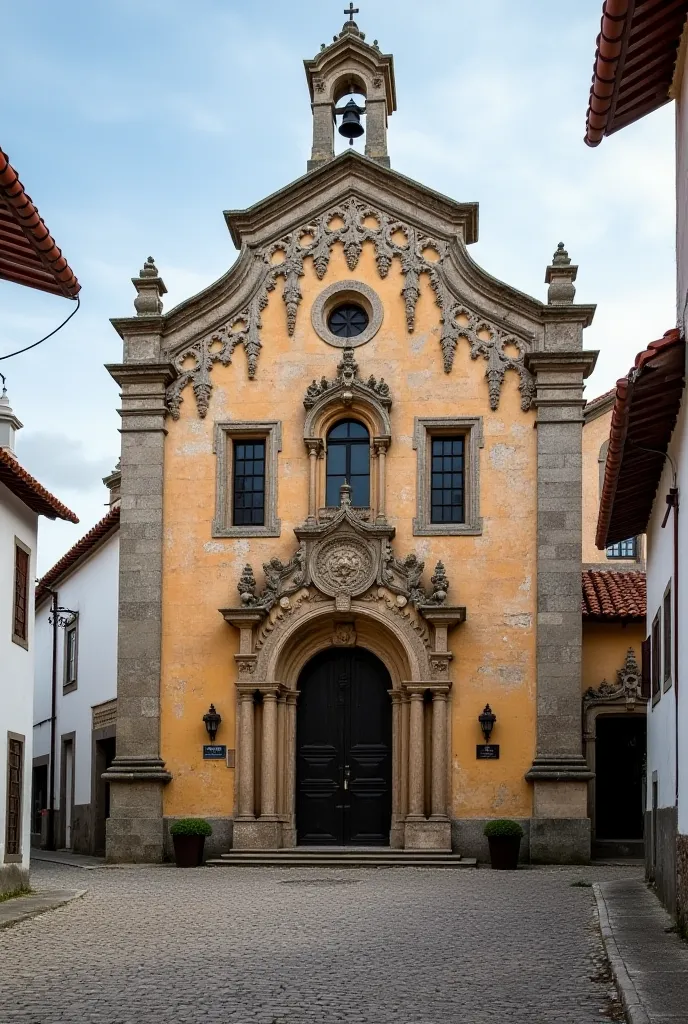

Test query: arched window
[326,420,370,506]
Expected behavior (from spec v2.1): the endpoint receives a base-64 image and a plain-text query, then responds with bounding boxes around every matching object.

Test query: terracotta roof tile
[35,506,120,606]
[582,568,646,620]
[0,147,80,298]
[596,328,684,548]
[0,448,78,522]
[585,0,688,147]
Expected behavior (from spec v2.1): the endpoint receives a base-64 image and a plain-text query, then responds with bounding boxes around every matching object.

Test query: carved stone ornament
[583,648,646,709]
[166,198,535,419]
[332,622,357,647]
[304,345,391,411]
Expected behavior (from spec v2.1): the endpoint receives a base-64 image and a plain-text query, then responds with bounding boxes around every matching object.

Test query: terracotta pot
[172,834,206,867]
[487,835,521,870]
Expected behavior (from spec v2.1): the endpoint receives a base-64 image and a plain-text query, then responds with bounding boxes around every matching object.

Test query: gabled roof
[0,448,78,522]
[35,505,120,606]
[585,0,688,147]
[596,328,685,548]
[0,147,80,297]
[582,568,646,620]
[584,387,616,423]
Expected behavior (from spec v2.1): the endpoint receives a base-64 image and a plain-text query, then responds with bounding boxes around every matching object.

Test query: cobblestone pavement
[0,861,638,1023]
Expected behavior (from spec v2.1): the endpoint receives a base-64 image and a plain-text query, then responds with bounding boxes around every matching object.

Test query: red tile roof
[585,0,688,147]
[582,568,646,620]
[584,387,616,421]
[0,147,80,298]
[0,447,78,522]
[597,328,684,548]
[35,505,120,606]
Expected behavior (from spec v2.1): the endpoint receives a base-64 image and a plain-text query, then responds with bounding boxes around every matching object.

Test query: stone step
[207,852,477,868]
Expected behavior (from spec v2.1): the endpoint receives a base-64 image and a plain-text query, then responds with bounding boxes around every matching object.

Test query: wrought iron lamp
[203,704,222,742]
[478,704,496,743]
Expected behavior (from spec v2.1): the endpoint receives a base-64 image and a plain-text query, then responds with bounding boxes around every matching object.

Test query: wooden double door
[296,647,392,845]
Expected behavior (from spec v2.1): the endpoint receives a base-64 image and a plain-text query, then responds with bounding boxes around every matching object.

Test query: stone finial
[132,256,167,316]
[238,564,258,605]
[0,383,23,456]
[339,481,353,507]
[102,460,121,508]
[428,561,449,604]
[545,242,578,305]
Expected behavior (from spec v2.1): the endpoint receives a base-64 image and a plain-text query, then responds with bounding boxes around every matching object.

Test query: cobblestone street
[0,860,638,1023]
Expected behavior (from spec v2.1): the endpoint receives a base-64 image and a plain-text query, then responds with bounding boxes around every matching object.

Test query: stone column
[364,99,391,168]
[308,103,335,172]
[236,691,256,821]
[103,262,175,863]
[525,341,597,864]
[406,691,425,820]
[305,439,323,524]
[389,690,403,848]
[283,691,299,848]
[260,690,279,819]
[400,694,410,821]
[374,436,391,523]
[430,689,449,820]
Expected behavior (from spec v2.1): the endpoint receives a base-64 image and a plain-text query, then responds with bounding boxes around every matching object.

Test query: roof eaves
[0,448,78,522]
[35,506,120,606]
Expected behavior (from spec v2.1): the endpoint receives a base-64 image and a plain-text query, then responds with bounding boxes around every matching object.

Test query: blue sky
[1,0,676,572]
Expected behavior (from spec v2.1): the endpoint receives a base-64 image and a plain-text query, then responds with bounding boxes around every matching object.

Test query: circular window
[327,303,369,339]
[311,280,383,349]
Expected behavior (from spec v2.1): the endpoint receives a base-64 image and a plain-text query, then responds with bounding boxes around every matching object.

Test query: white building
[0,391,77,893]
[33,469,120,855]
[587,5,688,926]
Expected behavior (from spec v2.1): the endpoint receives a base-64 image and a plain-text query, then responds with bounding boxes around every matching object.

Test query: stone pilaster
[525,347,597,864]
[364,99,390,167]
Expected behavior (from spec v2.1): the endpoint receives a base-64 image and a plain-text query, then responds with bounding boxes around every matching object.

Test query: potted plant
[170,818,212,867]
[483,819,524,870]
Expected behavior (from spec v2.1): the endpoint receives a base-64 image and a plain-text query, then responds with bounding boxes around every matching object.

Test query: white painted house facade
[33,472,120,856]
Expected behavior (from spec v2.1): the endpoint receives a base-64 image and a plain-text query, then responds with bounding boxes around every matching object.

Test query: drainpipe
[662,485,680,805]
[46,588,58,850]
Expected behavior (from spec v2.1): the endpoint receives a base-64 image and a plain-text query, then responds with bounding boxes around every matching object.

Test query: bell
[338,97,364,145]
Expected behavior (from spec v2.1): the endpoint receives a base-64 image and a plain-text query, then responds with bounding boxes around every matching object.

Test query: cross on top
[344,3,359,21]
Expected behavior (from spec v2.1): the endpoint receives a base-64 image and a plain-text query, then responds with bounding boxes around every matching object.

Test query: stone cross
[344,3,359,20]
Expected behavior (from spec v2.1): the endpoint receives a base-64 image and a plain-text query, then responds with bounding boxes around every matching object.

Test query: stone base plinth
[233,818,283,850]
[404,819,451,851]
[532,779,588,819]
[677,833,688,934]
[530,818,590,864]
[105,778,167,863]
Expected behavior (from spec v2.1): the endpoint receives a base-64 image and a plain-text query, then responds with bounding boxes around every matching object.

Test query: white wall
[0,481,38,878]
[33,531,119,815]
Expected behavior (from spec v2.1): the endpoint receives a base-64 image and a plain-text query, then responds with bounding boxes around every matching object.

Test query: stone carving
[304,346,391,409]
[133,257,167,317]
[332,622,357,647]
[166,199,535,418]
[546,242,577,305]
[314,536,376,597]
[427,561,449,605]
[583,648,645,708]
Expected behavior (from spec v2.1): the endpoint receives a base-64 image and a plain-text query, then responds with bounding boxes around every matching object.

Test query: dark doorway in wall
[31,763,48,837]
[595,716,646,856]
[93,735,116,856]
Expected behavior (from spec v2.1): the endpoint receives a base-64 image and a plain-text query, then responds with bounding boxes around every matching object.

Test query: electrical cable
[0,295,80,361]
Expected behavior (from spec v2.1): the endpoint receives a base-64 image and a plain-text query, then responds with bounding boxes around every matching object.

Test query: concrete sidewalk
[31,848,105,869]
[0,889,85,930]
[595,877,688,1023]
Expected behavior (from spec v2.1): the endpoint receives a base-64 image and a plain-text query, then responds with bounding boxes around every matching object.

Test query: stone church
[104,15,610,865]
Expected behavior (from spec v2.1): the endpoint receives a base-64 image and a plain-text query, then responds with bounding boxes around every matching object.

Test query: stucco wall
[33,532,120,817]
[582,621,645,692]
[160,242,538,823]
[0,481,37,890]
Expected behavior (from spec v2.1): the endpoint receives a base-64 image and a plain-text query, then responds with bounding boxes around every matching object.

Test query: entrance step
[592,839,644,860]
[207,848,477,868]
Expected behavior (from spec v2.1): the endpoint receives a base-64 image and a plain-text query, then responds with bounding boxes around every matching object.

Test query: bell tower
[304,7,397,172]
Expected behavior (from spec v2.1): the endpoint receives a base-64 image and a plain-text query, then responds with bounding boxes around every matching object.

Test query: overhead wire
[0,295,81,361]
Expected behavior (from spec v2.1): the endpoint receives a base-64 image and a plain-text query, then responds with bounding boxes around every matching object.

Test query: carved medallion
[312,536,376,597]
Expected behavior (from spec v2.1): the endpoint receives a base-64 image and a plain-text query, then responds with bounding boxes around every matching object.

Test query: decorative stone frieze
[165,199,535,420]
[583,648,645,712]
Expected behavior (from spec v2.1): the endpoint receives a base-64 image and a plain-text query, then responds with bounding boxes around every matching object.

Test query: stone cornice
[525,351,599,378]
[109,314,164,340]
[224,150,479,248]
[106,362,178,388]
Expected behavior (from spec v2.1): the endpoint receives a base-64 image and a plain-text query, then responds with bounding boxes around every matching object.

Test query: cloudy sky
[1,0,676,574]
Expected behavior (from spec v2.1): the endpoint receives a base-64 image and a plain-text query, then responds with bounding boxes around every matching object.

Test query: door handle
[343,764,351,791]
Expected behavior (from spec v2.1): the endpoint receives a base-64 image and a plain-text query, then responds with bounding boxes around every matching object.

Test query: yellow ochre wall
[160,241,538,822]
[582,622,645,692]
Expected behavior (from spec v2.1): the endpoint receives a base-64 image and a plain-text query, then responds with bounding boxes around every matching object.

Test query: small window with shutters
[651,612,661,704]
[663,584,672,690]
[641,637,651,701]
[4,734,24,861]
[12,540,30,649]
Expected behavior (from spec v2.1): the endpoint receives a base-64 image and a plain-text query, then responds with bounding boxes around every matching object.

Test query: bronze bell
[338,97,365,145]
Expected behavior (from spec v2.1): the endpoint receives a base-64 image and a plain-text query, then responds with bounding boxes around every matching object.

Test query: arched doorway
[296,647,392,845]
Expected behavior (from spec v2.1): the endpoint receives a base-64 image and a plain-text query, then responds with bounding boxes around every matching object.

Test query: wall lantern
[478,704,496,743]
[203,704,222,742]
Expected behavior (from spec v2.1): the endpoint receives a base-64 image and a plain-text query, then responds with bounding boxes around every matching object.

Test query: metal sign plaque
[476,744,500,760]
[203,744,227,760]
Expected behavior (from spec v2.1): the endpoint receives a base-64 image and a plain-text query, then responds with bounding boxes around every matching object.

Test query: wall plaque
[203,744,227,760]
[476,744,500,760]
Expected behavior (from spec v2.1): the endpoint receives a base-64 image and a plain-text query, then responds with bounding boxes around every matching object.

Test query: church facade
[104,18,603,864]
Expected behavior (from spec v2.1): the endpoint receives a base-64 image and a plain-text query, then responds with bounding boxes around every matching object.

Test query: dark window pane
[350,475,370,507]
[327,445,347,473]
[326,421,370,507]
[349,444,369,474]
[327,304,369,338]
[233,439,265,527]
[430,435,465,525]
[326,475,347,506]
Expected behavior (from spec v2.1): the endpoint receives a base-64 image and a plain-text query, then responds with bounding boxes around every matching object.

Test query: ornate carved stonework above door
[165,196,536,421]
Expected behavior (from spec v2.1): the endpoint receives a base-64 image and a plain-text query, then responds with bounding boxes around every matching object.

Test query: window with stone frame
[5,734,24,860]
[663,583,672,690]
[12,540,30,649]
[212,421,281,538]
[606,537,637,560]
[651,611,661,703]
[64,619,79,693]
[413,417,483,536]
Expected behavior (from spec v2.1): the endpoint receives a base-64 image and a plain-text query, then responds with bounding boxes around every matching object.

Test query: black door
[596,716,646,840]
[296,648,392,845]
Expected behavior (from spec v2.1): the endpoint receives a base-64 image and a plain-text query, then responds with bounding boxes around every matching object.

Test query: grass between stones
[0,887,33,903]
